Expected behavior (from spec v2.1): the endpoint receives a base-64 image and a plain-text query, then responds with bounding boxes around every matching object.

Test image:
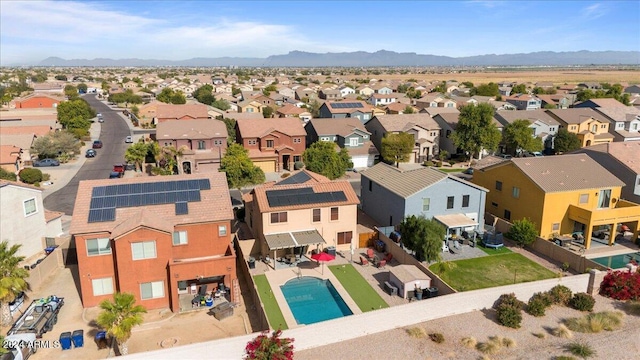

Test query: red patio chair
[367,248,375,260]
[384,253,393,262]
[378,259,387,268]
[360,256,369,266]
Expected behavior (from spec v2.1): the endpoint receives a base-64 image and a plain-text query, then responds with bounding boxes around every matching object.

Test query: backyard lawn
[430,253,557,291]
[253,274,288,330]
[477,244,513,255]
[329,264,389,312]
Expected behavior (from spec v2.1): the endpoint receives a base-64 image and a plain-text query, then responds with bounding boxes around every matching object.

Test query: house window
[270,212,288,223]
[512,187,520,198]
[598,189,611,209]
[164,142,171,147]
[579,194,589,204]
[337,231,353,245]
[447,196,454,209]
[496,181,503,191]
[491,202,498,207]
[266,140,274,148]
[172,231,188,245]
[552,223,560,232]
[349,138,359,146]
[293,138,301,143]
[87,238,111,256]
[214,140,223,146]
[293,155,301,162]
[248,140,257,145]
[504,210,511,220]
[313,209,321,222]
[92,277,114,296]
[140,281,164,300]
[331,207,339,221]
[197,140,205,150]
[321,137,330,141]
[601,125,606,129]
[131,241,157,260]
[219,225,227,236]
[422,198,430,211]
[23,198,37,216]
[369,180,373,192]
[462,195,470,208]
[592,125,597,132]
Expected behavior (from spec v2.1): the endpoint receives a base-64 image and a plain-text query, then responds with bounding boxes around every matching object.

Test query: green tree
[461,81,474,88]
[403,105,415,114]
[77,83,88,93]
[308,99,321,118]
[471,82,499,97]
[57,98,95,135]
[450,103,502,163]
[220,144,265,190]
[212,99,230,111]
[31,130,81,159]
[96,292,146,356]
[0,168,17,181]
[0,241,29,326]
[432,81,446,93]
[398,215,446,263]
[54,74,67,81]
[125,142,148,172]
[19,168,43,184]
[220,117,236,143]
[506,218,538,247]
[262,106,274,118]
[553,129,581,153]
[64,84,78,99]
[381,132,414,167]
[156,88,186,104]
[511,84,527,94]
[131,105,139,118]
[193,85,215,105]
[502,119,543,155]
[302,141,352,180]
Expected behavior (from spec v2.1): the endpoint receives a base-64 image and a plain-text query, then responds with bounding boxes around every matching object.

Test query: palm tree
[0,241,29,326]
[162,145,185,174]
[96,292,146,356]
[124,142,148,172]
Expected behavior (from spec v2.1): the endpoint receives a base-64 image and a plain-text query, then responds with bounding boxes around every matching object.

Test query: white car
[125,136,133,143]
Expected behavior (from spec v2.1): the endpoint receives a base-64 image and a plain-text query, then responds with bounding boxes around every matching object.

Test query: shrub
[555,357,577,360]
[501,337,516,348]
[477,337,503,355]
[549,285,573,305]
[41,173,51,182]
[428,333,444,343]
[527,296,549,317]
[532,332,546,339]
[552,324,573,339]
[424,161,435,167]
[565,311,623,333]
[460,337,476,348]
[566,341,596,359]
[245,330,294,360]
[495,293,524,328]
[570,293,595,312]
[599,269,640,301]
[405,327,426,338]
[0,168,17,181]
[294,161,304,170]
[280,173,290,178]
[495,293,525,310]
[506,218,538,247]
[19,168,43,184]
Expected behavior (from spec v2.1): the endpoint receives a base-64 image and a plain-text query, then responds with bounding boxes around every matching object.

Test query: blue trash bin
[72,329,84,348]
[60,332,72,350]
[95,331,108,350]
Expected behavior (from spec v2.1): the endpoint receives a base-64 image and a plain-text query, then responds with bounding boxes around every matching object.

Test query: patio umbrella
[311,252,335,275]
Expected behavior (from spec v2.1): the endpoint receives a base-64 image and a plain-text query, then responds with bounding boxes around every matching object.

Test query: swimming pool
[280,277,353,325]
[591,252,640,269]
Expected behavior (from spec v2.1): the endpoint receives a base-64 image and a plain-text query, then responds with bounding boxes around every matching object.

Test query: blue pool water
[592,252,640,269]
[280,277,353,325]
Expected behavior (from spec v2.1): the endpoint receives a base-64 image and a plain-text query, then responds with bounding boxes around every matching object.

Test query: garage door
[351,156,369,169]
[254,160,276,173]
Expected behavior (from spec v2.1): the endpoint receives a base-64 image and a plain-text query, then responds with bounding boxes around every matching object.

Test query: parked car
[497,154,512,159]
[96,113,102,118]
[113,164,126,176]
[85,149,97,158]
[125,136,133,143]
[463,167,474,175]
[92,140,103,149]
[109,171,122,179]
[98,117,104,123]
[33,159,60,167]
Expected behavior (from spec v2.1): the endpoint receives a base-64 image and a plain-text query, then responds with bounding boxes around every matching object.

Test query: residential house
[235,117,306,172]
[494,110,560,154]
[385,102,416,114]
[505,94,542,110]
[587,106,640,142]
[11,93,65,109]
[499,87,513,97]
[1,180,63,260]
[472,154,640,249]
[305,118,378,168]
[276,104,312,122]
[414,93,446,110]
[295,88,318,101]
[357,85,375,97]
[0,145,22,173]
[243,170,360,258]
[360,163,487,240]
[237,100,265,114]
[155,104,210,123]
[318,100,376,124]
[366,113,441,163]
[573,142,640,203]
[624,85,640,96]
[69,173,237,312]
[0,134,37,165]
[368,93,398,107]
[574,98,627,109]
[374,86,393,95]
[578,82,602,90]
[277,87,296,99]
[319,89,342,101]
[338,86,356,97]
[137,100,163,126]
[546,108,614,147]
[432,112,502,157]
[155,119,228,174]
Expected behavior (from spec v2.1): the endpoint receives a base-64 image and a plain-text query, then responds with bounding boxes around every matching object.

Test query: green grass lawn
[438,168,464,173]
[430,253,557,291]
[329,264,389,312]
[477,244,513,255]
[253,274,288,330]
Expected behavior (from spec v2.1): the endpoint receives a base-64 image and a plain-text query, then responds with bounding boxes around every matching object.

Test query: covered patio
[263,230,327,270]
[434,213,480,245]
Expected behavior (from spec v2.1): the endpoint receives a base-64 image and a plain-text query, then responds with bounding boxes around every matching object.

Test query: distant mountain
[37,50,640,67]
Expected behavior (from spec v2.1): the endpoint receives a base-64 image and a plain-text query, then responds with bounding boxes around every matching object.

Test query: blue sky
[1,0,638,65]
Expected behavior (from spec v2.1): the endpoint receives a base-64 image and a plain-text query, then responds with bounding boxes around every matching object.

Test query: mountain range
[37,50,640,67]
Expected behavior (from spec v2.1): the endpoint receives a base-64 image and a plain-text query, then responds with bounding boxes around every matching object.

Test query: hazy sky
[1,0,638,65]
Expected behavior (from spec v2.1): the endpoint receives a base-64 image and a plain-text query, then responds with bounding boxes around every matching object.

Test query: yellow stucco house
[546,108,614,148]
[473,154,640,249]
[243,170,360,264]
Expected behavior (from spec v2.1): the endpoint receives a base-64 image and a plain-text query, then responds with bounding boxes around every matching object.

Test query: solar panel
[90,197,104,209]
[92,186,106,197]
[198,179,211,190]
[88,209,102,223]
[175,202,188,215]
[102,207,116,222]
[105,185,117,196]
[116,196,129,207]
[277,171,311,185]
[265,189,347,207]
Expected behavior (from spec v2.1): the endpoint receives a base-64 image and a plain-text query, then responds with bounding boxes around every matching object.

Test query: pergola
[264,229,326,268]
[434,213,479,241]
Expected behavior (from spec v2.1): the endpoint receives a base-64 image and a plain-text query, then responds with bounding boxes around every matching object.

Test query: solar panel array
[88,179,210,223]
[331,102,364,109]
[266,188,347,207]
[277,171,311,185]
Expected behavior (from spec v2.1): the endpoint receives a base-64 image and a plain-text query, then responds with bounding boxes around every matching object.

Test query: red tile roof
[236,117,306,138]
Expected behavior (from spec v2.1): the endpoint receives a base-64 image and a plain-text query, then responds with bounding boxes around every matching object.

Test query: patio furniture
[378,259,387,268]
[360,256,369,266]
[210,301,234,320]
[384,253,393,262]
[384,281,398,296]
[367,248,375,260]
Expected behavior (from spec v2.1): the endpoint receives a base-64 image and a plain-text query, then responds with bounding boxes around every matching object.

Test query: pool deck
[263,261,362,329]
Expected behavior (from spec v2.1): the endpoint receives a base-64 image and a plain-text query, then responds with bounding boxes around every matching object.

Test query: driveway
[43,95,132,215]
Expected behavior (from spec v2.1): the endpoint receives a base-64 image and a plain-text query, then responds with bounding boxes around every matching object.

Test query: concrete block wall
[26,247,64,292]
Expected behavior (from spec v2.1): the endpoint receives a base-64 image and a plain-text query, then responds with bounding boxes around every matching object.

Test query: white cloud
[582,3,607,19]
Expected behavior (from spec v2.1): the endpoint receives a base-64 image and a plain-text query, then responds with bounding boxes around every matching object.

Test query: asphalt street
[43,95,131,215]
